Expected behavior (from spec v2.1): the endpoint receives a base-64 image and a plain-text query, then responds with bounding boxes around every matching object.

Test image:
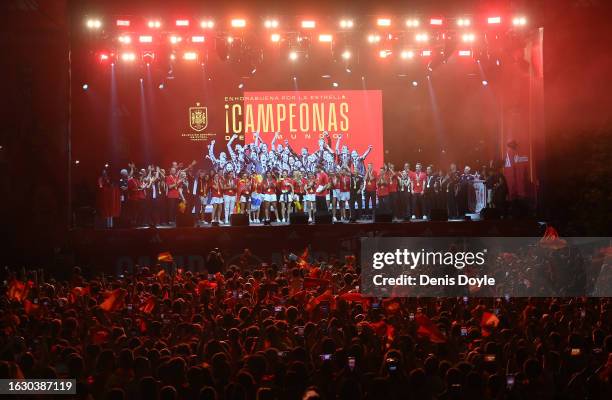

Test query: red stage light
[147,20,161,29]
[415,33,428,42]
[318,34,332,43]
[400,50,415,59]
[176,19,189,27]
[367,34,381,43]
[457,18,471,27]
[99,53,110,62]
[139,35,153,43]
[270,33,281,42]
[118,35,131,44]
[487,16,501,24]
[169,35,182,44]
[405,19,419,28]
[339,19,354,29]
[301,20,316,29]
[116,19,130,27]
[86,19,102,29]
[289,51,298,61]
[379,49,391,58]
[264,19,279,29]
[430,18,443,26]
[377,18,391,27]
[341,50,351,60]
[512,16,527,26]
[461,33,475,43]
[458,50,472,57]
[421,50,432,57]
[191,36,205,43]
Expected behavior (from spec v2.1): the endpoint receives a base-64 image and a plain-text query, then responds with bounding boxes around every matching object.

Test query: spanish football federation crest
[189,102,208,131]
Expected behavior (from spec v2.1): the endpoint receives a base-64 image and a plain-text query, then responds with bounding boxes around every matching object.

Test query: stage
[67,219,545,274]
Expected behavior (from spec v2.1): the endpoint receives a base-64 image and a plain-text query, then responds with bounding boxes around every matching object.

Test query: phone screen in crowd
[506,375,515,388]
[320,354,332,361]
[485,354,496,362]
[571,348,581,356]
[409,313,415,321]
[460,327,468,337]
[274,306,282,312]
[348,356,356,370]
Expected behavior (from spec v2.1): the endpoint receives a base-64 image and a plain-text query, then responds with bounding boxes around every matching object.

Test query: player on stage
[315,165,330,212]
[409,163,427,219]
[278,170,294,223]
[363,163,377,217]
[262,171,278,223]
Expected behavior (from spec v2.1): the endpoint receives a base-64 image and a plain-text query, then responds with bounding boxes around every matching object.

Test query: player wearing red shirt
[377,166,390,212]
[409,163,427,219]
[238,172,252,220]
[364,163,378,216]
[222,172,238,225]
[315,167,330,212]
[277,170,294,223]
[165,168,180,225]
[304,173,317,222]
[262,171,278,223]
[387,163,400,220]
[337,168,352,221]
[210,173,224,224]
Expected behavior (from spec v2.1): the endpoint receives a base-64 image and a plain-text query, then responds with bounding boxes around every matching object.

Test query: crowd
[97,132,508,227]
[2,248,611,400]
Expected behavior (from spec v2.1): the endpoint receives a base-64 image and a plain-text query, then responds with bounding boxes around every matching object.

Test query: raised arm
[207,140,218,164]
[335,133,342,154]
[360,145,373,160]
[227,134,238,160]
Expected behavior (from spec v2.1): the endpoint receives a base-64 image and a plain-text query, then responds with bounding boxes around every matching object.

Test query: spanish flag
[415,313,446,343]
[157,252,174,263]
[7,280,29,302]
[99,289,125,312]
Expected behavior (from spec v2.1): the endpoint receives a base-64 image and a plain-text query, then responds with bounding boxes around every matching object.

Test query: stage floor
[68,218,545,274]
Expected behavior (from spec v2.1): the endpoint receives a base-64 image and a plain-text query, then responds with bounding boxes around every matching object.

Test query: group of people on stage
[98,131,508,227]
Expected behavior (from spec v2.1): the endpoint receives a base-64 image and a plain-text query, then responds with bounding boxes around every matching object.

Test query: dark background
[1,0,611,264]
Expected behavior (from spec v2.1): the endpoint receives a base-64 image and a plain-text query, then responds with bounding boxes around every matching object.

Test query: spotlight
[339,19,354,29]
[289,51,298,61]
[148,20,161,29]
[487,16,501,24]
[121,52,136,62]
[99,53,110,62]
[457,18,471,27]
[251,68,257,74]
[482,80,488,86]
[116,19,130,27]
[346,68,351,73]
[170,35,182,44]
[461,33,476,42]
[86,19,102,29]
[191,35,205,43]
[512,16,527,26]
[104,163,109,168]
[176,19,189,27]
[301,20,316,29]
[170,54,176,60]
[231,19,246,28]
[458,50,472,57]
[271,33,281,42]
[406,19,419,27]
[238,83,244,89]
[415,33,428,42]
[82,83,88,90]
[75,160,80,165]
[183,52,198,61]
[318,34,332,43]
[421,49,432,57]
[400,50,415,59]
[376,18,391,27]
[430,18,443,26]
[158,83,164,89]
[412,81,418,87]
[227,36,234,43]
[332,82,339,87]
[379,49,391,58]
[341,50,351,60]
[118,35,131,44]
[200,20,215,29]
[264,19,279,28]
[367,34,381,43]
[139,35,153,43]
